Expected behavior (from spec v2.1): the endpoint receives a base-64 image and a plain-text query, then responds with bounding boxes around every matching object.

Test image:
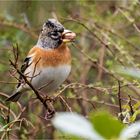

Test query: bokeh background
[1,0,140,139]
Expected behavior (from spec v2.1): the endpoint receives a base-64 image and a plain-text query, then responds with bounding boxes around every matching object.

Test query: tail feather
[6,92,22,102]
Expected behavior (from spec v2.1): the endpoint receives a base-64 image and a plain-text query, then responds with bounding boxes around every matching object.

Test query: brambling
[6,19,76,102]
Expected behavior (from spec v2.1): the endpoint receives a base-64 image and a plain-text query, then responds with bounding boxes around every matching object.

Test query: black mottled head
[37,19,64,49]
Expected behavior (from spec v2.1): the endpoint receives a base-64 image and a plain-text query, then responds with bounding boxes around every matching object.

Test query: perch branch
[9,60,52,112]
[9,46,55,118]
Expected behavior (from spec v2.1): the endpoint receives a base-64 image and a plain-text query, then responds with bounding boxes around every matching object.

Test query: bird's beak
[62,29,76,43]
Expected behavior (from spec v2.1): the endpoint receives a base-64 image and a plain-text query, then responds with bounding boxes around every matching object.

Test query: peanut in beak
[62,30,76,43]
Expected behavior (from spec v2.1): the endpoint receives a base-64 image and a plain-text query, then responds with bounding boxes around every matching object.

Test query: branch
[10,60,52,110]
[62,18,114,55]
[0,18,38,39]
[118,81,123,121]
[72,43,121,81]
[128,95,134,116]
[9,46,55,119]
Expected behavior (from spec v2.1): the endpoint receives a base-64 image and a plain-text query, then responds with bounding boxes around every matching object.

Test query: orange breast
[28,44,71,68]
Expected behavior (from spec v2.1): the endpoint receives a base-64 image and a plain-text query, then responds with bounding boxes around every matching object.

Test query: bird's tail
[6,92,22,102]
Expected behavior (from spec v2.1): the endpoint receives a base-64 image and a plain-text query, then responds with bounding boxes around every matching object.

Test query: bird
[6,18,76,102]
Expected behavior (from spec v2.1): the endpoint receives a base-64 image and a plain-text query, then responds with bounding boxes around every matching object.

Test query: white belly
[26,65,71,93]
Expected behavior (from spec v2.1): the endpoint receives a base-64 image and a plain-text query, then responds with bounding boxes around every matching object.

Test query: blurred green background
[1,0,140,139]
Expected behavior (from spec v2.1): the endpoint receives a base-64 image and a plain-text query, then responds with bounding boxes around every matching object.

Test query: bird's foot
[45,109,55,120]
[43,95,55,103]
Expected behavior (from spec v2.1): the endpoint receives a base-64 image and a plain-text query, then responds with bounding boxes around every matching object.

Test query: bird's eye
[50,32,60,40]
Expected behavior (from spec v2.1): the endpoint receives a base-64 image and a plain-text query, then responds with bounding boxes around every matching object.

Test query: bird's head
[37,19,76,49]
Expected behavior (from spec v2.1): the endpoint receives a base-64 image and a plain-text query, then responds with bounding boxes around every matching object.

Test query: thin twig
[38,80,54,91]
[59,96,72,112]
[0,18,38,39]
[118,81,123,121]
[128,95,134,116]
[65,96,119,109]
[9,60,53,113]
[72,43,121,81]
[62,18,114,55]
[30,57,41,82]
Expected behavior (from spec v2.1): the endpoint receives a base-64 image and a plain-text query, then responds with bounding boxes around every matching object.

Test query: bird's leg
[44,100,55,120]
[45,95,55,102]
[40,94,55,120]
[45,109,55,120]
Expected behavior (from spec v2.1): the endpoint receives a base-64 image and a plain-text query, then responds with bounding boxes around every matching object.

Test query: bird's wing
[16,57,31,88]
[16,46,39,89]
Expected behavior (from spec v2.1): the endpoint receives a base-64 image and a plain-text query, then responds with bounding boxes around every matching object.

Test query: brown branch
[0,18,38,39]
[118,8,140,34]
[0,103,16,119]
[79,62,92,116]
[1,106,27,139]
[6,104,10,139]
[128,95,134,116]
[59,96,72,112]
[65,96,118,109]
[62,18,114,55]
[72,43,121,81]
[9,60,55,118]
[95,23,139,50]
[38,80,54,91]
[63,18,131,67]
[118,81,123,121]
[30,57,41,82]
[8,45,55,119]
[9,70,21,82]
[55,82,138,99]
[96,43,106,81]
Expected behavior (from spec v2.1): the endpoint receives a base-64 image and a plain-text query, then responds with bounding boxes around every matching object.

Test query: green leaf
[52,112,104,140]
[89,111,124,139]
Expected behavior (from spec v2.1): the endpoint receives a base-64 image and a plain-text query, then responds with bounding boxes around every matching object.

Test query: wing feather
[17,57,31,88]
